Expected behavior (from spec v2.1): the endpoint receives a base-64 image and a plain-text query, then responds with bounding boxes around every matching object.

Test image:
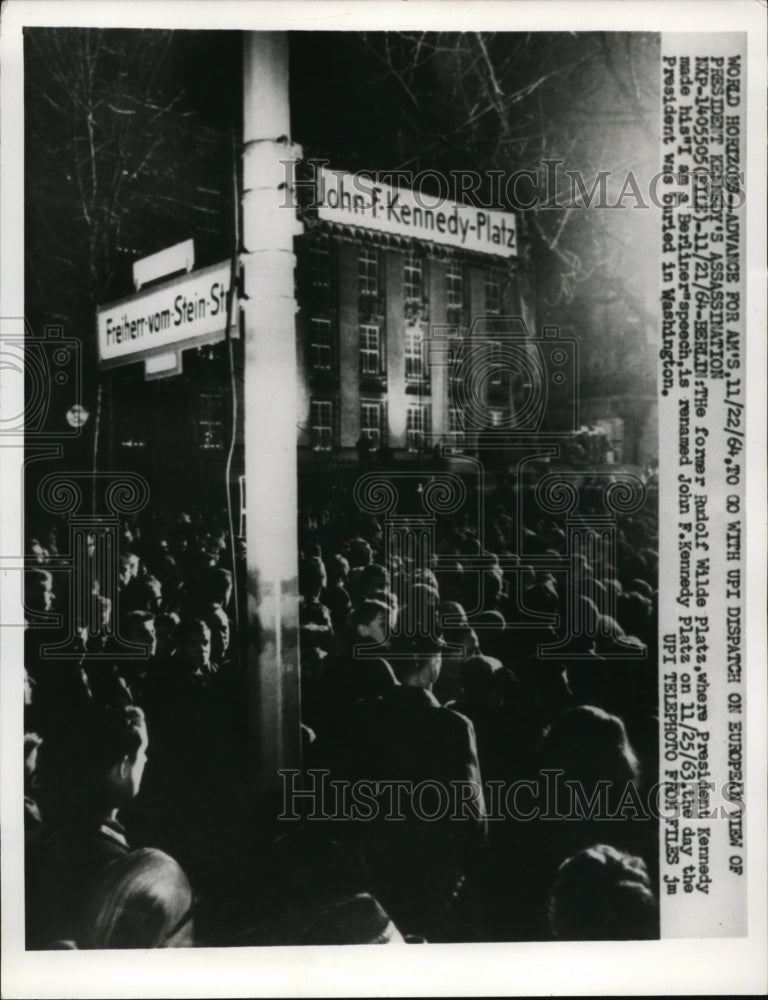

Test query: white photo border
[1,2,765,997]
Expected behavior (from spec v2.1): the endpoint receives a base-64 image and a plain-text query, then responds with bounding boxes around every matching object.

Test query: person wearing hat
[329,628,487,941]
[306,599,398,739]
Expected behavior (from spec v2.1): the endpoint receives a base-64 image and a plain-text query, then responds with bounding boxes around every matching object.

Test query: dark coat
[322,685,487,938]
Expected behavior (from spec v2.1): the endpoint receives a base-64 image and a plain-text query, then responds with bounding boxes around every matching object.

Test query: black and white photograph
[1,2,766,997]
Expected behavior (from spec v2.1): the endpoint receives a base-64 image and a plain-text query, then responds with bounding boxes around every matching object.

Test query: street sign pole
[242,32,303,796]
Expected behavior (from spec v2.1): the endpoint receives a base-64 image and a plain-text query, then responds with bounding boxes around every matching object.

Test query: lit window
[360,401,382,449]
[310,318,332,371]
[489,407,505,427]
[198,392,225,450]
[488,340,503,386]
[311,399,333,452]
[446,266,463,310]
[485,273,501,315]
[310,243,330,289]
[405,326,425,380]
[406,404,431,452]
[360,324,381,375]
[359,248,379,296]
[404,254,423,301]
[448,338,463,383]
[449,406,466,445]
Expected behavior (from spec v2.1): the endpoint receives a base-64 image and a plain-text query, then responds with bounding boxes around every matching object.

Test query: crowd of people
[23,466,660,948]
[24,508,251,948]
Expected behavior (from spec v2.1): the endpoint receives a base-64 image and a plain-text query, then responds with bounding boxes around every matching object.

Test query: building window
[446,265,463,310]
[310,399,333,452]
[359,324,381,375]
[447,338,464,385]
[310,243,330,289]
[405,326,425,380]
[488,340,503,386]
[449,406,466,445]
[198,392,225,450]
[360,401,383,449]
[359,248,379,297]
[485,273,501,315]
[404,254,423,301]
[406,404,431,452]
[310,318,332,371]
[488,407,506,427]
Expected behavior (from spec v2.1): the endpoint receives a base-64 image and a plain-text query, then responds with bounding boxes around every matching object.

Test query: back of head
[549,844,658,940]
[360,563,389,596]
[81,848,194,949]
[200,566,233,608]
[299,893,404,945]
[439,600,468,629]
[481,567,503,605]
[564,654,610,705]
[326,553,349,584]
[388,632,445,687]
[332,656,399,702]
[238,829,375,945]
[124,610,156,648]
[524,580,559,616]
[460,654,503,704]
[434,560,464,602]
[346,538,373,569]
[130,576,163,613]
[40,703,147,817]
[472,609,506,659]
[349,598,391,632]
[300,557,327,599]
[541,705,639,788]
[411,567,439,595]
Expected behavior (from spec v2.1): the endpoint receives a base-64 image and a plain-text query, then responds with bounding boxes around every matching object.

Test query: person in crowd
[25,568,54,617]
[299,557,333,635]
[116,611,158,706]
[305,598,395,735]
[182,565,233,622]
[359,563,390,602]
[548,843,658,940]
[444,653,526,793]
[321,553,352,634]
[25,467,659,948]
[24,731,44,839]
[27,704,149,946]
[344,538,375,604]
[434,621,479,704]
[206,605,231,667]
[539,704,641,818]
[79,848,195,949]
[154,611,180,667]
[328,631,486,940]
[169,618,218,686]
[117,552,145,624]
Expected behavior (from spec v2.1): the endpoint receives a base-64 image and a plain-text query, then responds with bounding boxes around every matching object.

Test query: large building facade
[294,211,535,465]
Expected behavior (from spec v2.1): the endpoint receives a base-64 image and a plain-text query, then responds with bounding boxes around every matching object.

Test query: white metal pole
[242,32,303,794]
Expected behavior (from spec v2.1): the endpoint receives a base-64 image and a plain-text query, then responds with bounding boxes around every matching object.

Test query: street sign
[96,260,238,370]
[316,167,518,258]
[133,239,194,290]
